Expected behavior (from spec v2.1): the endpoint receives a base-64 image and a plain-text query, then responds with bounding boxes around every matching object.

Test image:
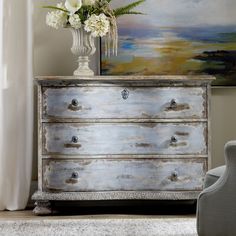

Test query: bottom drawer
[42,159,206,192]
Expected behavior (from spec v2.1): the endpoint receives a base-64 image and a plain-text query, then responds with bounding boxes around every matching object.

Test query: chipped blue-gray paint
[43,123,207,155]
[43,159,206,192]
[43,87,206,119]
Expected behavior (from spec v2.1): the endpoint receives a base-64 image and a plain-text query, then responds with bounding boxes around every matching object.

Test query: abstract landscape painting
[101,0,236,85]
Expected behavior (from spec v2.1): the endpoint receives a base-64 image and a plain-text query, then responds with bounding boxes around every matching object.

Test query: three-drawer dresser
[32,75,214,215]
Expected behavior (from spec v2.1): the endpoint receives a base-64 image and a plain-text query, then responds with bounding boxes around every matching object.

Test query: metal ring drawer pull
[170,136,177,144]
[170,99,177,108]
[71,171,79,179]
[71,136,79,143]
[121,89,129,100]
[171,171,178,181]
[71,99,79,107]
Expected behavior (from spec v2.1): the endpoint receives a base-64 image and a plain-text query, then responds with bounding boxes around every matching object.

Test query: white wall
[33,0,99,76]
[211,88,236,167]
[33,1,236,176]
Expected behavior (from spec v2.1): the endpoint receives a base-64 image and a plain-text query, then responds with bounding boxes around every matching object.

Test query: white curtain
[0,0,33,210]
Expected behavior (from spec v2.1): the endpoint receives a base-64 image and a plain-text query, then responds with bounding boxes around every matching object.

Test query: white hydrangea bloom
[69,14,82,29]
[65,0,82,14]
[84,13,110,37]
[57,2,66,10]
[46,9,67,29]
[82,0,97,6]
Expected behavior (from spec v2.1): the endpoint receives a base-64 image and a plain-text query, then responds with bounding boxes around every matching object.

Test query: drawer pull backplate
[121,89,129,100]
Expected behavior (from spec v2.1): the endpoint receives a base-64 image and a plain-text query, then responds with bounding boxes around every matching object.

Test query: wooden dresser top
[35,75,215,85]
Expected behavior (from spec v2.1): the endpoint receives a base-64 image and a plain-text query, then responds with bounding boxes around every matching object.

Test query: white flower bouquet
[44,0,145,56]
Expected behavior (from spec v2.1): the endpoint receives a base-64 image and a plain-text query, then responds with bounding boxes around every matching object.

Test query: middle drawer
[42,123,207,155]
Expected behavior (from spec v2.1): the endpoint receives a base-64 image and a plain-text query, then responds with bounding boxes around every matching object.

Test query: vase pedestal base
[74,56,94,76]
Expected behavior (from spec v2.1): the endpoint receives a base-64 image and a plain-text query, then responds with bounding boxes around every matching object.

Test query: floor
[0,210,195,220]
[0,202,197,236]
[0,211,197,236]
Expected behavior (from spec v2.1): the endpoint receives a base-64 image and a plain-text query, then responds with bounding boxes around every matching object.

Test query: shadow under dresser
[32,75,214,215]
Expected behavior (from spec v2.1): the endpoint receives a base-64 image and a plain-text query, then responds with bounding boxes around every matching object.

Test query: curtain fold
[0,0,33,210]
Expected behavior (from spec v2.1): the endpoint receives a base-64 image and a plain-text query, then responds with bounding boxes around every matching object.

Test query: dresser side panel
[37,84,43,191]
[207,83,212,170]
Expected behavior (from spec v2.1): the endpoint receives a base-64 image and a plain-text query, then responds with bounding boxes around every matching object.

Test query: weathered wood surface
[43,122,207,155]
[42,154,208,159]
[38,85,43,191]
[33,76,214,205]
[42,159,206,192]
[43,87,206,119]
[33,201,52,216]
[35,75,215,85]
[32,190,201,201]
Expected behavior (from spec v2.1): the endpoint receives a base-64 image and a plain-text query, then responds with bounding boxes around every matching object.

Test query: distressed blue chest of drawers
[32,75,214,215]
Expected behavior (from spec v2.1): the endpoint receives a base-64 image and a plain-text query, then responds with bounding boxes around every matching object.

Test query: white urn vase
[70,27,96,76]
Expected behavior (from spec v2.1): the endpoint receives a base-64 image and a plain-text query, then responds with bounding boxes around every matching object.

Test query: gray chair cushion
[204,165,226,189]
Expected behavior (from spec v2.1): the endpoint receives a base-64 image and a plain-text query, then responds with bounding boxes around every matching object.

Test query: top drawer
[42,86,206,120]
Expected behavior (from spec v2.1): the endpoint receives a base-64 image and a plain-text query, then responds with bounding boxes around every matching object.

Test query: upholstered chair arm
[197,141,236,236]
[224,140,236,169]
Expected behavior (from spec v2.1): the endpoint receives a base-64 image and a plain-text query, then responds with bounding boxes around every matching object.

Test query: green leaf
[115,11,145,17]
[113,0,145,17]
[42,6,69,13]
